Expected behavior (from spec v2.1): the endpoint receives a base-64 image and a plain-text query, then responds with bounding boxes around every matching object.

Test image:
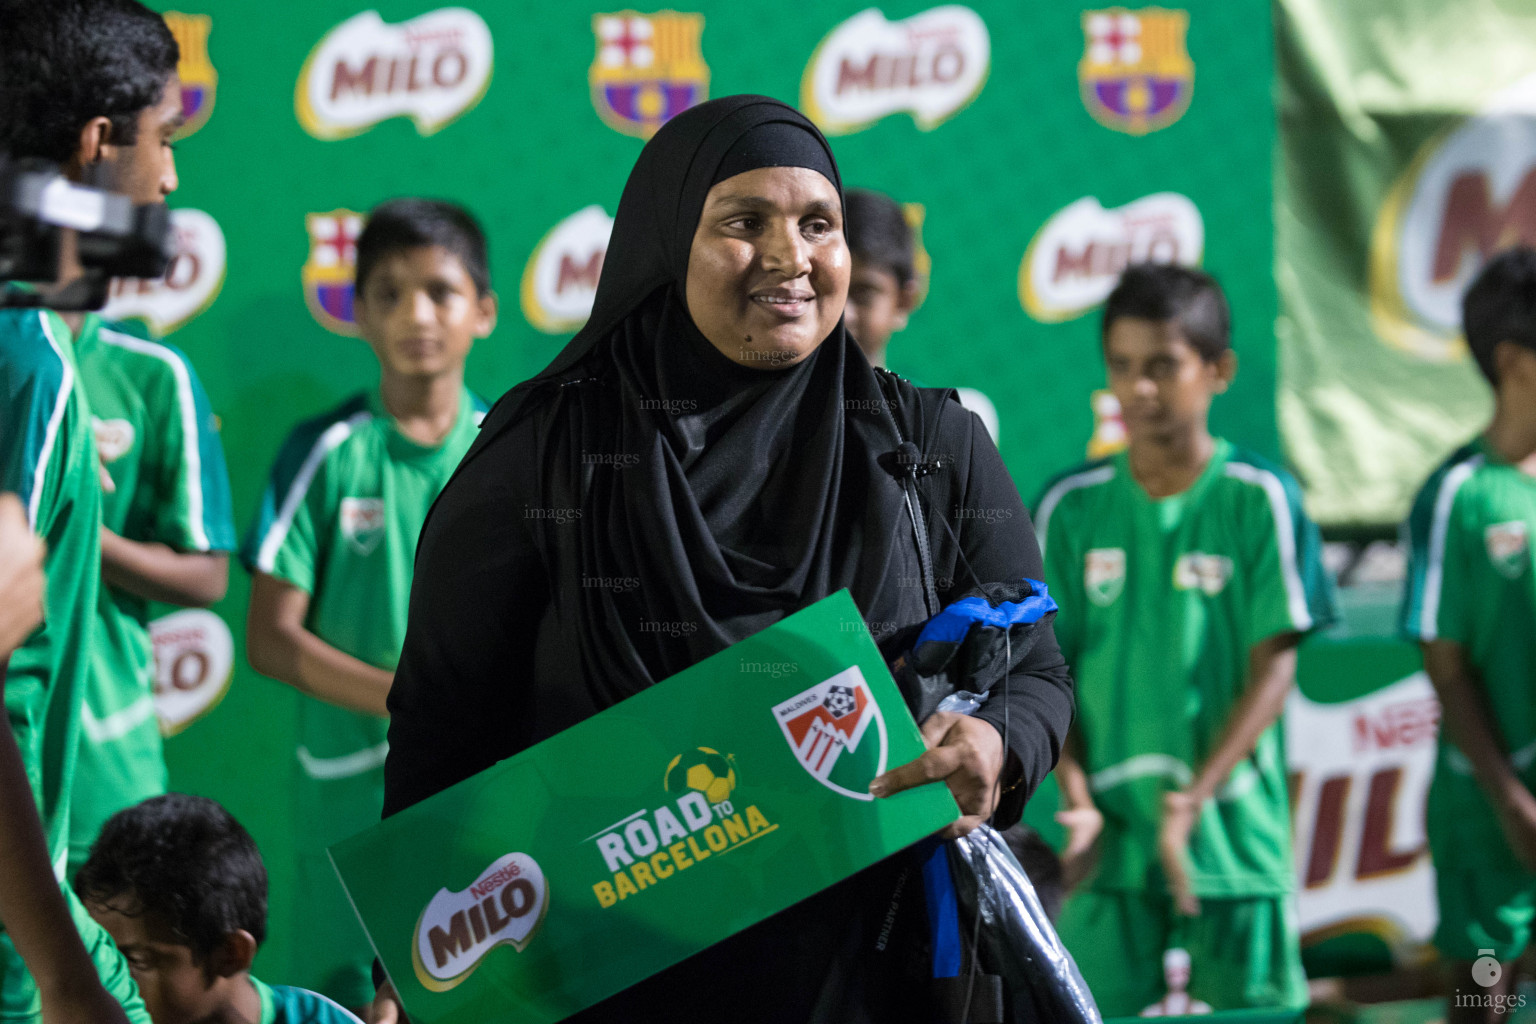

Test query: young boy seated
[1401,247,1536,1023]
[842,188,921,370]
[75,793,361,1024]
[241,197,494,1010]
[1037,263,1335,1014]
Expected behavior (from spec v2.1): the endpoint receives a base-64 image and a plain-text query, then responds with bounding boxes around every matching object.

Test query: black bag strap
[876,371,941,618]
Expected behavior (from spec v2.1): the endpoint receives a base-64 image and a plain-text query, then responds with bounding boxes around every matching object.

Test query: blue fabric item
[913,579,1057,650]
[922,841,964,979]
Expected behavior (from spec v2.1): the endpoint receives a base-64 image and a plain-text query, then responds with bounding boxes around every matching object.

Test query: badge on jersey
[302,210,363,336]
[589,11,709,138]
[1486,521,1530,580]
[1085,547,1127,606]
[341,497,386,555]
[165,12,217,138]
[772,666,887,801]
[1078,7,1194,136]
[1173,551,1232,595]
[91,418,136,464]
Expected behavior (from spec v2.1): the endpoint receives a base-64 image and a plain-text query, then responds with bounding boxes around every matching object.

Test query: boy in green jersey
[1037,264,1335,1015]
[78,794,364,1024]
[1401,248,1536,1022]
[241,199,495,1010]
[68,315,236,879]
[0,1,191,1019]
[842,188,921,370]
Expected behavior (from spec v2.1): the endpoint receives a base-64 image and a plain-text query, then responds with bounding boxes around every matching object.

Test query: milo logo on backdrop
[1372,73,1536,360]
[802,6,990,135]
[412,852,548,992]
[151,609,235,735]
[521,205,614,333]
[1019,192,1203,322]
[296,7,493,140]
[585,747,778,908]
[101,209,226,335]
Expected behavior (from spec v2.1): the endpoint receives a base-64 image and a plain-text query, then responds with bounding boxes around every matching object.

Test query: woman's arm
[936,400,1076,819]
[382,424,550,817]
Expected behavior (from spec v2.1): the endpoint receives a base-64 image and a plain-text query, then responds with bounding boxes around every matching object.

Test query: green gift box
[330,590,960,1023]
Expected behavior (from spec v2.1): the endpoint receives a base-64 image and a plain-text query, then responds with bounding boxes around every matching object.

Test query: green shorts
[287,752,384,1010]
[1428,770,1536,961]
[1055,888,1307,1017]
[0,884,150,1023]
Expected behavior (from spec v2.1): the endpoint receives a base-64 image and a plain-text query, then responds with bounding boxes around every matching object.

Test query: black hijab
[468,95,927,705]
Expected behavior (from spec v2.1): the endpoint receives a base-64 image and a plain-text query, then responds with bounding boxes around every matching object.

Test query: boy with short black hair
[843,188,921,369]
[1038,263,1335,1014]
[76,793,362,1024]
[0,1,185,1019]
[241,197,495,1010]
[1401,246,1536,1023]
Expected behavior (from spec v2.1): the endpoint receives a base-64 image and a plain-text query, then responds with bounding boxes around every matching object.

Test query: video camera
[0,153,172,312]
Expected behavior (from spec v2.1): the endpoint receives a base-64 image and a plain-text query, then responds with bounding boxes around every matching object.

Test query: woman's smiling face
[684,165,850,369]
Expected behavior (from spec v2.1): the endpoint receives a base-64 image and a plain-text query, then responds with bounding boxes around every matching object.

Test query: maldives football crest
[772,667,887,801]
[165,12,216,138]
[589,11,709,138]
[302,210,363,336]
[1486,521,1530,579]
[1078,8,1193,136]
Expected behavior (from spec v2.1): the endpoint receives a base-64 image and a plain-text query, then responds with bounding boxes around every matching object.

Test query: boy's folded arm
[1422,639,1530,812]
[245,571,392,718]
[100,528,228,608]
[1186,631,1301,803]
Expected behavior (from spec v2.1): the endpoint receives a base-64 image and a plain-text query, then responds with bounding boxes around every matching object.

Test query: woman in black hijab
[382,95,1074,1022]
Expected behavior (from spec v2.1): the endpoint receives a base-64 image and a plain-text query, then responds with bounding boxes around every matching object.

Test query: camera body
[0,154,172,311]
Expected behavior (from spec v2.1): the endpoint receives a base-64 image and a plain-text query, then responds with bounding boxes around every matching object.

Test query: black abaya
[382,96,1075,1022]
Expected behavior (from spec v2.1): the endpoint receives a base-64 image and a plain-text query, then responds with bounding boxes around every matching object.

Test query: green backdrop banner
[124,0,1277,980]
[1274,0,1536,527]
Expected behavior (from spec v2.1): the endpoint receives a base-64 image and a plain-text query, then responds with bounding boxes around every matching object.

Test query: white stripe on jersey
[1034,464,1115,558]
[99,327,211,550]
[1223,461,1312,632]
[81,693,158,743]
[1090,753,1191,791]
[31,313,73,532]
[255,412,372,574]
[1419,455,1483,642]
[297,740,389,780]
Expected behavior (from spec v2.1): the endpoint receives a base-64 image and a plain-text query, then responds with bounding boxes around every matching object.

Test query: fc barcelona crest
[1078,8,1194,136]
[589,11,709,139]
[165,12,217,138]
[1486,521,1530,580]
[771,667,887,802]
[301,210,363,336]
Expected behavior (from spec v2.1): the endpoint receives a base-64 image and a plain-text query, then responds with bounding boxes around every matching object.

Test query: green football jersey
[68,317,235,874]
[253,977,363,1024]
[0,309,100,876]
[1401,438,1536,831]
[1035,439,1336,897]
[240,386,484,1003]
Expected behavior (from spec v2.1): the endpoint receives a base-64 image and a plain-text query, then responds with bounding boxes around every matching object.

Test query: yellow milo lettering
[593,881,617,908]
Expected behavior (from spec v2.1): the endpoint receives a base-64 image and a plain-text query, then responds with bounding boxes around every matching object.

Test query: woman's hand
[869,710,1005,839]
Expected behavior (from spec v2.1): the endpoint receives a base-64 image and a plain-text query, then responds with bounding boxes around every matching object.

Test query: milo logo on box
[412,853,548,992]
[586,747,778,908]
